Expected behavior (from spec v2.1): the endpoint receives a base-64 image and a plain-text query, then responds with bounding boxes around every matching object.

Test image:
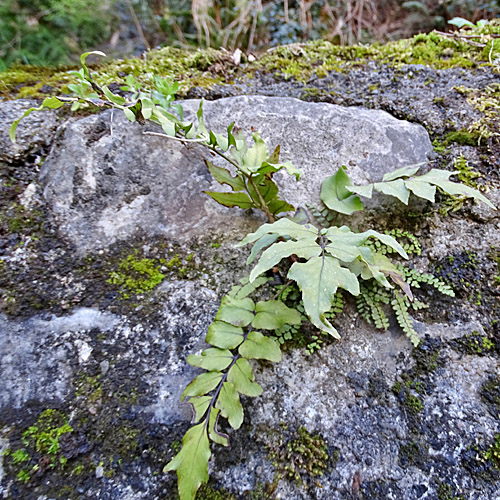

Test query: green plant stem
[208,145,276,222]
[204,354,239,426]
[247,175,275,222]
[143,131,206,143]
[208,145,240,169]
[202,326,253,427]
[273,280,294,300]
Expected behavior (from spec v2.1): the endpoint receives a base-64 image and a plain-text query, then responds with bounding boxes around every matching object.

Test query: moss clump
[443,130,480,146]
[196,484,236,500]
[454,155,482,188]
[454,83,500,143]
[484,433,500,469]
[255,22,500,82]
[74,374,103,403]
[107,251,165,299]
[405,393,424,414]
[412,338,442,374]
[4,409,73,484]
[451,331,497,356]
[21,409,73,455]
[392,381,424,415]
[267,425,331,485]
[434,251,481,302]
[432,138,447,153]
[165,252,195,278]
[0,64,65,99]
[0,46,228,100]
[480,375,500,417]
[398,440,429,468]
[3,21,500,100]
[0,203,44,234]
[436,481,466,500]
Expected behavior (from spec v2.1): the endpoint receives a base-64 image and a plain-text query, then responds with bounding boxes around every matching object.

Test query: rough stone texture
[39,109,259,254]
[183,96,434,208]
[0,99,59,163]
[40,96,433,252]
[0,308,118,410]
[1,65,500,500]
[233,320,500,500]
[197,64,500,147]
[1,299,499,499]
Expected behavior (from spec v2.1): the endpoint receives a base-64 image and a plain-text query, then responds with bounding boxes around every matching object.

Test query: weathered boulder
[0,100,59,163]
[0,74,499,500]
[39,96,433,252]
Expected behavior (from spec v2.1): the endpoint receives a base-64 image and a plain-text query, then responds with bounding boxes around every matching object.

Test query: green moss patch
[436,480,466,500]
[443,130,480,147]
[265,424,332,486]
[196,483,236,500]
[3,409,73,484]
[398,440,429,468]
[0,47,232,100]
[480,375,500,418]
[2,21,500,100]
[107,251,165,299]
[453,83,500,144]
[450,331,497,356]
[254,22,500,82]
[484,433,500,469]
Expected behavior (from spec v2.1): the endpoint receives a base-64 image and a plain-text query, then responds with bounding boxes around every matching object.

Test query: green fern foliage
[356,262,455,346]
[398,265,455,296]
[356,282,391,330]
[238,218,408,338]
[273,285,344,354]
[391,290,420,346]
[165,280,300,500]
[369,229,422,257]
[307,203,337,228]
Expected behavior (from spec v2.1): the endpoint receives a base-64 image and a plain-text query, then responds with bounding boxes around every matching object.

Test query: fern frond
[366,228,422,256]
[391,291,420,346]
[398,266,455,296]
[307,204,337,228]
[357,283,390,330]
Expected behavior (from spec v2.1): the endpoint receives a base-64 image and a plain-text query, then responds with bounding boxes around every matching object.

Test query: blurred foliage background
[1,0,500,69]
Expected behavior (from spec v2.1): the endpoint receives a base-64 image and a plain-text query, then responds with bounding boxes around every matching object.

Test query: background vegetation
[1,0,500,69]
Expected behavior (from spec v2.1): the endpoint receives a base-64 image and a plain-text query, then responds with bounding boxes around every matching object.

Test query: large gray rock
[0,99,59,163]
[1,294,498,500]
[1,93,499,500]
[185,96,434,209]
[39,96,434,252]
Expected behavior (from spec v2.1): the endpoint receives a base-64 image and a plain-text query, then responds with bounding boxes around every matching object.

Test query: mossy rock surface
[1,24,500,500]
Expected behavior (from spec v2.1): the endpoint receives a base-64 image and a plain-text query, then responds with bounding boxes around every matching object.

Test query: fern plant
[165,276,299,499]
[272,283,344,354]
[353,230,453,344]
[10,51,301,224]
[9,51,496,500]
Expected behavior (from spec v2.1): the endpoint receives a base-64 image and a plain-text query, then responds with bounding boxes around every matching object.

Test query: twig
[125,0,151,51]
[435,30,500,39]
[434,30,499,48]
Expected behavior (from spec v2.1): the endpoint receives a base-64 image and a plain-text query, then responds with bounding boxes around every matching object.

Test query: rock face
[39,96,433,252]
[0,79,499,500]
[0,100,59,163]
